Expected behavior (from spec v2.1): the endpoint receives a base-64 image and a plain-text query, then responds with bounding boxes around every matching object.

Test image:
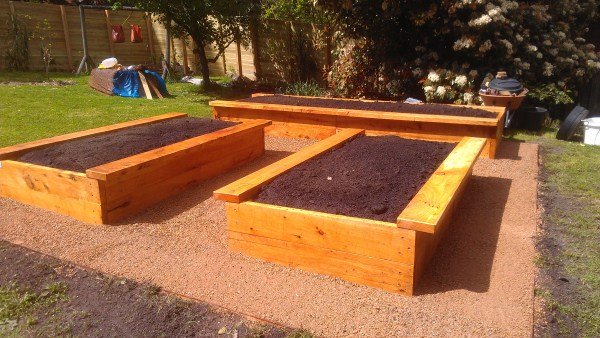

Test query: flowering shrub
[319,0,600,101]
[422,68,481,104]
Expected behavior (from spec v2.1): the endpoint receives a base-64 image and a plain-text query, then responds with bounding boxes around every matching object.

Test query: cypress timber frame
[210,93,505,159]
[214,129,486,295]
[0,113,271,224]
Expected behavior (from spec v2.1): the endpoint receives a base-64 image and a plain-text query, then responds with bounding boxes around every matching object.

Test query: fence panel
[0,1,331,84]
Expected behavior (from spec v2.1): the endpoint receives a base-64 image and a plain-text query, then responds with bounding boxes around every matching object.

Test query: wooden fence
[0,1,331,82]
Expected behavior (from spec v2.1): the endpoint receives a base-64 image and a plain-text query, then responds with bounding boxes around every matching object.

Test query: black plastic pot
[520,107,548,132]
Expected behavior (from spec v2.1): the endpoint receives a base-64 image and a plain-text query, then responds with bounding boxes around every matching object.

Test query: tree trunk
[193,38,211,87]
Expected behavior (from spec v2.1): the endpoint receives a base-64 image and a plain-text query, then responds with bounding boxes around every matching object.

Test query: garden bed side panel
[0,161,104,224]
[211,101,504,158]
[87,121,271,223]
[212,106,337,140]
[226,201,417,294]
[397,137,486,284]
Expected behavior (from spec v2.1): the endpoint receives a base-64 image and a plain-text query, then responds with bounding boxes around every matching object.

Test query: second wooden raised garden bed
[214,129,486,295]
[0,113,271,224]
[210,93,504,158]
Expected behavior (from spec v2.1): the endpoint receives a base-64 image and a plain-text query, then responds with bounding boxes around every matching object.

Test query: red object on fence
[130,24,143,43]
[111,25,124,43]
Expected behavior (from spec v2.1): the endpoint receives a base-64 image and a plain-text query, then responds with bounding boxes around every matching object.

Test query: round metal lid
[488,78,524,93]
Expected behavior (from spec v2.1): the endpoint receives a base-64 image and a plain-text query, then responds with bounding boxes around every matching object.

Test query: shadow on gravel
[115,149,295,225]
[0,240,292,337]
[494,141,523,160]
[416,175,512,295]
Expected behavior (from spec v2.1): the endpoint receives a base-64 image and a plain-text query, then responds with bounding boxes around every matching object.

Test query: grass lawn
[0,71,242,147]
[505,129,600,337]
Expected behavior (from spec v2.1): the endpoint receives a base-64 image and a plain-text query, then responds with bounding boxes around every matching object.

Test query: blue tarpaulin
[112,69,168,98]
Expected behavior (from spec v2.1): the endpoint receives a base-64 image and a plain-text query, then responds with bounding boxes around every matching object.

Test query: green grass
[0,71,238,147]
[0,282,68,335]
[506,128,600,337]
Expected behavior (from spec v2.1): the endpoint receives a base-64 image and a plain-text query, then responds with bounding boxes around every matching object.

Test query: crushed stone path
[0,137,538,337]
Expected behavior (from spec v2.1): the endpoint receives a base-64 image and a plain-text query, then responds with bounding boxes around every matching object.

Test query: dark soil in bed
[255,135,456,223]
[18,118,238,172]
[242,94,498,118]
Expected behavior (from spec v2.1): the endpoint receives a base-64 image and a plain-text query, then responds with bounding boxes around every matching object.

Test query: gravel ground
[0,137,539,337]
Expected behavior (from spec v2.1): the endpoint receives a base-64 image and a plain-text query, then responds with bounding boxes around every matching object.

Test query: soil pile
[256,135,456,222]
[18,118,238,172]
[242,95,498,118]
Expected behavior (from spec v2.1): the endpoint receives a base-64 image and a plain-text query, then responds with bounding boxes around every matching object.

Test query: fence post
[145,13,155,64]
[249,19,261,79]
[104,10,115,56]
[286,21,293,81]
[181,38,189,75]
[59,5,74,71]
[325,25,332,74]
[236,40,243,76]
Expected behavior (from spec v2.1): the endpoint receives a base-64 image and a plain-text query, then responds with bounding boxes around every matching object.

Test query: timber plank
[87,120,271,182]
[104,133,265,221]
[227,202,415,263]
[248,93,505,119]
[103,130,264,200]
[0,183,103,224]
[210,100,501,126]
[397,137,486,233]
[0,160,100,202]
[229,231,414,294]
[137,71,153,99]
[0,113,187,160]
[213,128,364,203]
[211,95,505,158]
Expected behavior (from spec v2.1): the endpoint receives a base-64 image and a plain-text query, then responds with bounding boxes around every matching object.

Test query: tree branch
[203,38,237,63]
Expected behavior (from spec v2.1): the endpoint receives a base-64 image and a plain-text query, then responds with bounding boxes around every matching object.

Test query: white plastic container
[582,117,600,146]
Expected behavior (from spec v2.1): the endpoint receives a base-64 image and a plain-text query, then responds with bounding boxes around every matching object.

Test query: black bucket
[520,107,548,132]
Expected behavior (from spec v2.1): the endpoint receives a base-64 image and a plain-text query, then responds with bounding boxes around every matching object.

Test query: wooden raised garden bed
[0,113,271,224]
[214,129,486,295]
[210,93,504,159]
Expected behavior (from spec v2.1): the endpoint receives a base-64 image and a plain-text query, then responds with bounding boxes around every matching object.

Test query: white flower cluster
[453,75,468,87]
[453,37,474,51]
[422,68,479,105]
[427,71,440,82]
[469,14,492,27]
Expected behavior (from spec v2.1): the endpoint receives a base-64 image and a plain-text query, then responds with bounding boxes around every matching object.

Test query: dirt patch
[0,240,292,337]
[256,135,456,222]
[18,118,238,172]
[242,94,498,118]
